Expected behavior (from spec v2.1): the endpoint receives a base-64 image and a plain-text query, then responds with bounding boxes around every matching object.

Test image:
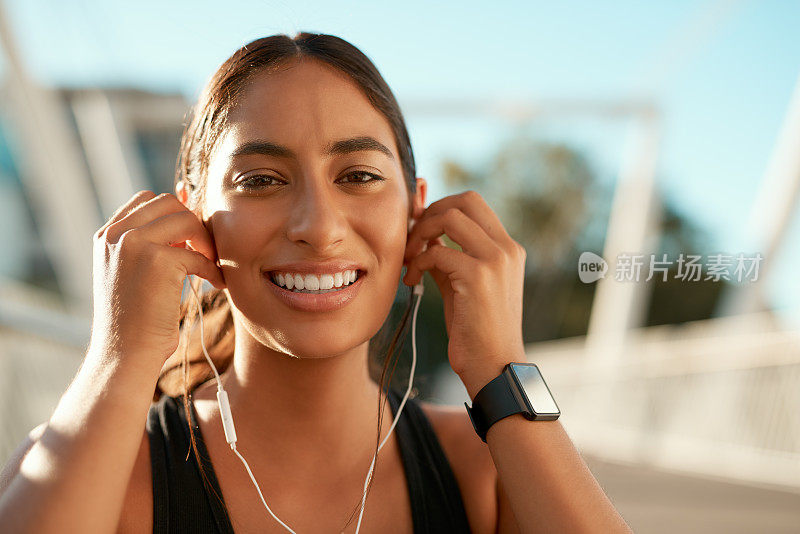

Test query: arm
[402,191,632,533]
[0,190,225,533]
[0,348,162,534]
[462,360,633,534]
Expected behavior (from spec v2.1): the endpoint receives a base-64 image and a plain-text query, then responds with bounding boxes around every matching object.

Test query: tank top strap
[147,394,235,533]
[385,387,472,533]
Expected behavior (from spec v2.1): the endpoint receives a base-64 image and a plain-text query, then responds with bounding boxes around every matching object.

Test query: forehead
[214,59,400,162]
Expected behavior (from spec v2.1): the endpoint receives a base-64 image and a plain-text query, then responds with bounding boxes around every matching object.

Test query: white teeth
[319,274,334,290]
[304,274,320,290]
[271,269,360,290]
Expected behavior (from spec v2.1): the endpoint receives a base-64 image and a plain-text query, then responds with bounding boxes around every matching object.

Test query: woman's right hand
[88,190,226,371]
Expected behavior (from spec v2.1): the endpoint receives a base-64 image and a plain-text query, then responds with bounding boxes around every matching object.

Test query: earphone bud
[187,272,424,533]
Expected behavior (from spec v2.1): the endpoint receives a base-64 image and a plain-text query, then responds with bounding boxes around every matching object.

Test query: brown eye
[238,175,284,189]
[338,171,384,185]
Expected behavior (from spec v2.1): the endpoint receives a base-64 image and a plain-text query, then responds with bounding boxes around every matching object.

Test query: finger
[405,207,497,263]
[128,210,218,264]
[423,238,451,290]
[167,247,226,290]
[95,190,157,238]
[404,236,446,268]
[404,243,477,287]
[121,194,218,262]
[105,193,186,243]
[409,190,512,250]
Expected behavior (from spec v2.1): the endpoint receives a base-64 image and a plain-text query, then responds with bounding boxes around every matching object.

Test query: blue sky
[3,0,800,319]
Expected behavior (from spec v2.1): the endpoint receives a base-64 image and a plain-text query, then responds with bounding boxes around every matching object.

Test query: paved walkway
[583,455,800,533]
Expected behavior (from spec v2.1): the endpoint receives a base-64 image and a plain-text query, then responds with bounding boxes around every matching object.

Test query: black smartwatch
[464,362,560,443]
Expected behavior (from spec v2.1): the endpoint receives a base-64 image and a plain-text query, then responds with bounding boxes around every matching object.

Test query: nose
[285,176,347,253]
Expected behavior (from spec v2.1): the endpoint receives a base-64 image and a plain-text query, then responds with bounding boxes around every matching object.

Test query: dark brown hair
[154,32,419,529]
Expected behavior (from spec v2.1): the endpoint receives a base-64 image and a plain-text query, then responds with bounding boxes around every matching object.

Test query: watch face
[510,363,560,418]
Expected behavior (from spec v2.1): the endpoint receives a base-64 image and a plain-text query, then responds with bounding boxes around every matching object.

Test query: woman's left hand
[403,190,527,393]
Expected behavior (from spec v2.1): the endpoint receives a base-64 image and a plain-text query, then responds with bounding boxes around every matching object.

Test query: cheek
[359,210,408,315]
[210,208,278,266]
[359,194,408,262]
[367,180,410,241]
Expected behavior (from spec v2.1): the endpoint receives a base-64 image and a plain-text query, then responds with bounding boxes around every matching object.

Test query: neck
[207,321,395,478]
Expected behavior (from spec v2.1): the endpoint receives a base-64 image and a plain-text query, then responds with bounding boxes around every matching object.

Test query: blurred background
[1,0,799,532]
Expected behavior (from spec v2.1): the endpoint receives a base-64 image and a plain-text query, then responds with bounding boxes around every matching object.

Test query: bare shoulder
[418,399,498,534]
[3,423,154,533]
[115,430,152,534]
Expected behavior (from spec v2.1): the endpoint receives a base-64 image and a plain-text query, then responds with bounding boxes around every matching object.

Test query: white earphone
[186,246,424,533]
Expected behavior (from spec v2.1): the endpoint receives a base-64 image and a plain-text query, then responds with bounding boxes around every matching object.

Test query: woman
[0,32,631,533]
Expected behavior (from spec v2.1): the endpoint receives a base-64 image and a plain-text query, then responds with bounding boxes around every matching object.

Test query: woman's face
[192,58,425,359]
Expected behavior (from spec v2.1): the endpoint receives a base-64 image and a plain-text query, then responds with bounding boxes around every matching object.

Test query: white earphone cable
[186,275,424,533]
[354,281,423,532]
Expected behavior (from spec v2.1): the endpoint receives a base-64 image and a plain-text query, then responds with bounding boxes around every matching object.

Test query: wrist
[459,359,514,401]
[83,345,163,399]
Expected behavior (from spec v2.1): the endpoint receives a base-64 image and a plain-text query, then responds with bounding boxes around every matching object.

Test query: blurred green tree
[440,132,726,342]
[389,132,727,399]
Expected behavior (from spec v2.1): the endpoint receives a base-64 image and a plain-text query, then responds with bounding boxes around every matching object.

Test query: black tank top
[146,387,473,533]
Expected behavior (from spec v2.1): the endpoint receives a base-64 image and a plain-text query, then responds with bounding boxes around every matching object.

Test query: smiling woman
[0,31,631,534]
[150,32,463,533]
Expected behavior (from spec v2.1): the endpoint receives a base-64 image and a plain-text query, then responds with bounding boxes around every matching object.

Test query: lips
[263,270,366,313]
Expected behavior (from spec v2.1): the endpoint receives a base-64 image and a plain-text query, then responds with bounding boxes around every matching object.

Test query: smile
[269,270,360,293]
[263,270,366,312]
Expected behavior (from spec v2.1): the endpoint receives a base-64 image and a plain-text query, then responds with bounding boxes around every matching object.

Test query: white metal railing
[0,280,87,464]
[525,310,800,492]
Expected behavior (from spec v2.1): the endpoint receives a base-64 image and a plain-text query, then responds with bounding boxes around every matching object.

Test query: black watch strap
[464,365,528,443]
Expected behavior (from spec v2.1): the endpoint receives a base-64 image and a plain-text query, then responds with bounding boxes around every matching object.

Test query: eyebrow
[229,136,395,162]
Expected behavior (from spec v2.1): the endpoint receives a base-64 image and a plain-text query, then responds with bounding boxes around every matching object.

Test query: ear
[176,179,210,238]
[175,180,190,207]
[175,180,218,260]
[409,177,427,230]
[176,180,205,221]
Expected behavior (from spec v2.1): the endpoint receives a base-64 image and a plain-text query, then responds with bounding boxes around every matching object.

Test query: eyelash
[237,171,384,190]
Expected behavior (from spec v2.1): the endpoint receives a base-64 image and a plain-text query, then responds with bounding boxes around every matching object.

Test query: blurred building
[0,81,187,300]
[0,81,188,460]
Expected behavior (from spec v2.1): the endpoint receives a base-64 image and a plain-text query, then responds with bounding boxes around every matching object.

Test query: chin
[247,320,373,360]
